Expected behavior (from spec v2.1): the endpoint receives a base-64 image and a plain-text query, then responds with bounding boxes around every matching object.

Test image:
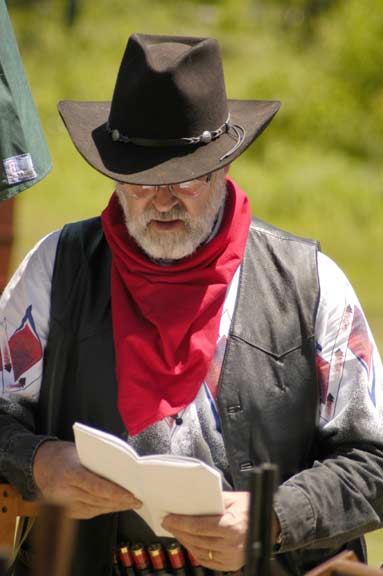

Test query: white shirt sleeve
[0,230,60,400]
[315,252,383,429]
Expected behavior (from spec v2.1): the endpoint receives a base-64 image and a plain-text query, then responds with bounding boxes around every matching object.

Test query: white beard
[116,176,227,261]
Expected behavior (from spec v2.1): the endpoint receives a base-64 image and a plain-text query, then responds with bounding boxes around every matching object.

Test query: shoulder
[1,229,61,304]
[50,217,109,312]
[57,216,104,260]
[60,216,102,238]
[245,219,320,294]
[315,252,376,350]
[317,252,358,311]
[0,230,62,352]
[249,217,319,248]
[23,229,61,270]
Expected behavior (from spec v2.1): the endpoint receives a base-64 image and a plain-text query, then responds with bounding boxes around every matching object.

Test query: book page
[73,422,224,536]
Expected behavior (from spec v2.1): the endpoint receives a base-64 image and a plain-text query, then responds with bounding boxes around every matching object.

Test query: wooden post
[33,502,76,576]
[0,197,15,293]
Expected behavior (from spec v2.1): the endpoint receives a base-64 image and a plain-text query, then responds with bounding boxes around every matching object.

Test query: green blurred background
[6,0,382,565]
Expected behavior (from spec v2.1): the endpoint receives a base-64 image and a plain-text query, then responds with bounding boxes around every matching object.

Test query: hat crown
[108,33,229,140]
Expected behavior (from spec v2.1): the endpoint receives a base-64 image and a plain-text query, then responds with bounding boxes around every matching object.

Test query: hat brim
[58,99,280,185]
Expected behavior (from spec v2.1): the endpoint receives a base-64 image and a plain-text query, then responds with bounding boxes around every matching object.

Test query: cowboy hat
[58,33,280,185]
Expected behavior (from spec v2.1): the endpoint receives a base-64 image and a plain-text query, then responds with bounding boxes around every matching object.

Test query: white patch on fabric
[3,153,36,185]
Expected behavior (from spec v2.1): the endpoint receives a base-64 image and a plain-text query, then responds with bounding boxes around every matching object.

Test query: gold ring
[208,550,213,561]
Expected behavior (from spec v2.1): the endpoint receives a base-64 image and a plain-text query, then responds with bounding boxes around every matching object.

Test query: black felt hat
[58,33,281,185]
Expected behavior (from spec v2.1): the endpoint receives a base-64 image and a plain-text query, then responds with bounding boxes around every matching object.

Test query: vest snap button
[227,404,242,414]
[240,462,253,471]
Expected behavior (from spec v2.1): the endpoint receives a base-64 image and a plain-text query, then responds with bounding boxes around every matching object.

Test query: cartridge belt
[113,540,243,576]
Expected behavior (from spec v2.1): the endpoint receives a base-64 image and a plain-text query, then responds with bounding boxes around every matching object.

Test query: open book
[73,422,224,536]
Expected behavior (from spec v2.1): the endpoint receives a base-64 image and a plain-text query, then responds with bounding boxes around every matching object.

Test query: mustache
[141,207,191,224]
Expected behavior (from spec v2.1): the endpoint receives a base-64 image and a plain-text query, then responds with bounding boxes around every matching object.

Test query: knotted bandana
[101,177,251,435]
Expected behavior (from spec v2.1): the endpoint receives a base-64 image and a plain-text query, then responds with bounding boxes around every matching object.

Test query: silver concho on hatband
[106,114,246,161]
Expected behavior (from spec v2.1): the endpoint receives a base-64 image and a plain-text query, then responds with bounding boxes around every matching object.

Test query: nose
[151,186,179,212]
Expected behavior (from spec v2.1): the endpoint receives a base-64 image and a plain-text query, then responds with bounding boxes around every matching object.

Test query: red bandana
[101,177,251,435]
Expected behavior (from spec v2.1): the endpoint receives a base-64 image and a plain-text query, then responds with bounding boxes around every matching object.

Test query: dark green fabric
[0,0,51,201]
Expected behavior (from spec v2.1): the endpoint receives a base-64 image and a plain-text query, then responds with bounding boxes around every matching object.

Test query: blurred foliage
[5,0,383,351]
[4,0,383,562]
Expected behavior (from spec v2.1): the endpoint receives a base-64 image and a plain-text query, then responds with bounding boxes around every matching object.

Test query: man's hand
[33,440,142,519]
[162,491,249,572]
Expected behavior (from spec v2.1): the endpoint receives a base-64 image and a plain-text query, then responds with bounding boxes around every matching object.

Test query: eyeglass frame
[116,173,212,200]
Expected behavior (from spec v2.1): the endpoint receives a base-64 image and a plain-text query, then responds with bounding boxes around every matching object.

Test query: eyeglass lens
[121,174,211,199]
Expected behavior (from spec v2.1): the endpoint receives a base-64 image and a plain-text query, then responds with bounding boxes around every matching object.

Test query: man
[0,33,382,576]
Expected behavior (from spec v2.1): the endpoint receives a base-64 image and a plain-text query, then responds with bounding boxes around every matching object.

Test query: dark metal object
[245,466,263,576]
[245,464,289,576]
[259,465,278,576]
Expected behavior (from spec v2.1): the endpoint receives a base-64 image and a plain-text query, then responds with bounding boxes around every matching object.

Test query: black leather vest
[37,216,322,575]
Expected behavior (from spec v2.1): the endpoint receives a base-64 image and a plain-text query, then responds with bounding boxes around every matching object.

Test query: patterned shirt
[0,230,382,487]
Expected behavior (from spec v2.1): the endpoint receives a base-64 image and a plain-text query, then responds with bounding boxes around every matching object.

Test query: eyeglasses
[118,173,212,200]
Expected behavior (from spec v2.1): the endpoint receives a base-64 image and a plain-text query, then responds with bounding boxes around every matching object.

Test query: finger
[162,514,223,537]
[181,544,228,570]
[72,491,140,513]
[67,501,106,519]
[68,468,142,507]
[49,474,141,513]
[74,482,142,508]
[66,492,142,519]
[171,531,242,568]
[163,528,223,552]
[222,491,246,505]
[169,521,246,572]
[65,483,142,512]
